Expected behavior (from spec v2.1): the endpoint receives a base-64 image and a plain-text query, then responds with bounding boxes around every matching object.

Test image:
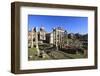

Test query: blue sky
[28,15,88,34]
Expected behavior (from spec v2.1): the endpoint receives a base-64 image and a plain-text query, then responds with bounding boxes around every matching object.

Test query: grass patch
[28,47,52,61]
[28,47,87,61]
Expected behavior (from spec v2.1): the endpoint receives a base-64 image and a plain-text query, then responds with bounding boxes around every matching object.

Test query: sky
[28,15,88,34]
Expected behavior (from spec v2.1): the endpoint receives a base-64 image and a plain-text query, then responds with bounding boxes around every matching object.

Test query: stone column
[53,29,55,46]
[31,27,34,48]
[35,27,40,56]
[55,29,58,51]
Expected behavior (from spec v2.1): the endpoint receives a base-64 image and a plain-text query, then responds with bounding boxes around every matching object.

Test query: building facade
[46,32,53,44]
[53,27,65,49]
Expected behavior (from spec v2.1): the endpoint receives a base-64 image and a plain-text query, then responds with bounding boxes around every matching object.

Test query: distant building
[38,27,46,43]
[46,32,53,44]
[28,27,47,48]
[68,33,75,39]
